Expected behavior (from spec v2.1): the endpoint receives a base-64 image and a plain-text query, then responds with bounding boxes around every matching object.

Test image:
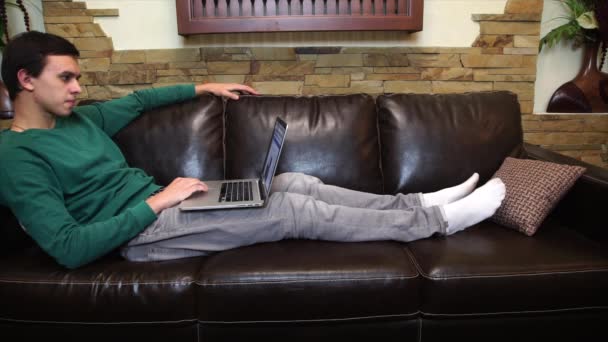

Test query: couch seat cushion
[195,240,420,322]
[407,220,608,316]
[0,247,201,323]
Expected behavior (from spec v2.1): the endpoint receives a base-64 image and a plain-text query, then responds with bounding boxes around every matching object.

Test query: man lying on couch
[0,31,506,269]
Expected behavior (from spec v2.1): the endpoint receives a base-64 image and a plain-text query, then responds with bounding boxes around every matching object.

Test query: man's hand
[146,177,208,214]
[195,83,259,100]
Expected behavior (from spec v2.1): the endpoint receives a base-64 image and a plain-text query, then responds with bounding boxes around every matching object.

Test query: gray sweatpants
[121,172,447,262]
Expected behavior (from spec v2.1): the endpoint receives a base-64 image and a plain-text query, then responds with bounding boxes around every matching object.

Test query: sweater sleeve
[0,156,157,269]
[74,84,196,137]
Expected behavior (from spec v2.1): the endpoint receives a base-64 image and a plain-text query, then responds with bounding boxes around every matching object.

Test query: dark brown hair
[1,31,80,100]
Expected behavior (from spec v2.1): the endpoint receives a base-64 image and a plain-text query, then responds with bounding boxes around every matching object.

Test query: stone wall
[8,0,608,168]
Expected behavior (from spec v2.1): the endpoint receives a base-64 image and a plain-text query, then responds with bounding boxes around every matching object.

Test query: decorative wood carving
[176,0,423,34]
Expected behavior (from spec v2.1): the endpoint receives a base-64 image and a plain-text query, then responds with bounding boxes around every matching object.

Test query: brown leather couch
[1,91,607,341]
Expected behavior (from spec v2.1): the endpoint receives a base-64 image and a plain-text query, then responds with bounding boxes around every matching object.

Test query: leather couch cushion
[377,91,525,194]
[421,311,608,342]
[200,319,420,341]
[0,247,200,323]
[195,240,420,321]
[0,322,199,342]
[407,221,608,315]
[225,94,382,193]
[113,95,225,185]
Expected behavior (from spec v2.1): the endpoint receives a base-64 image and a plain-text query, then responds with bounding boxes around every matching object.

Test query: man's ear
[16,69,34,92]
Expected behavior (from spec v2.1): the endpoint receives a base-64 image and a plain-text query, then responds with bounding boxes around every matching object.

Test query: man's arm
[195,83,258,100]
[75,83,258,137]
[0,159,156,269]
[146,177,208,214]
[74,84,195,137]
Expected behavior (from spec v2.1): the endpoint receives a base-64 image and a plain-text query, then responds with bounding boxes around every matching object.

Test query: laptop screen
[261,118,288,196]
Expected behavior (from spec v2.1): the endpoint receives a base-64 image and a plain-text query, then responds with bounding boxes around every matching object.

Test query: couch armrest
[0,206,34,256]
[524,143,608,242]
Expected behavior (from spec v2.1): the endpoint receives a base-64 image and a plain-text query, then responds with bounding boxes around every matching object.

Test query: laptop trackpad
[181,187,220,205]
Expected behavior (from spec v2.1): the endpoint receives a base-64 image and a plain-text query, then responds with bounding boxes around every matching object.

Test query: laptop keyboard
[219,181,254,202]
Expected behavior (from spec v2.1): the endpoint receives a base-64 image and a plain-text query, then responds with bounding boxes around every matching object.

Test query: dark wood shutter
[176,0,423,34]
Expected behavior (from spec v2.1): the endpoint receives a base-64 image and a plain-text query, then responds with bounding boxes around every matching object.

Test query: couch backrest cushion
[113,95,225,185]
[225,94,383,193]
[377,91,524,194]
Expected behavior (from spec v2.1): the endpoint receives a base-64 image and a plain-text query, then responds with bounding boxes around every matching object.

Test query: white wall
[7,1,603,114]
[69,1,596,114]
[85,0,507,48]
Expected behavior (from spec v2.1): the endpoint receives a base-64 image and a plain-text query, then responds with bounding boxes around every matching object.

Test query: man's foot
[443,178,506,235]
[423,173,479,207]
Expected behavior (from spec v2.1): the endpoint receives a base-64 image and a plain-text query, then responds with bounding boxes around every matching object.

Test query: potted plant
[540,0,608,113]
[540,1,604,51]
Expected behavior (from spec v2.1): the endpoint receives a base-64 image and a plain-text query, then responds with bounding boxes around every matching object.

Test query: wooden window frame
[176,0,423,34]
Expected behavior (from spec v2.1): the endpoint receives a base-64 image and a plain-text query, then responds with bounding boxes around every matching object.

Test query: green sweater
[0,84,196,269]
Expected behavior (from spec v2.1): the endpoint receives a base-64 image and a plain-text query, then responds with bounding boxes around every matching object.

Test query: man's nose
[71,80,82,94]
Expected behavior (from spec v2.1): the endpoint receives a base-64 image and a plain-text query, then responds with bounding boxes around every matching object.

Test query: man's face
[26,55,82,117]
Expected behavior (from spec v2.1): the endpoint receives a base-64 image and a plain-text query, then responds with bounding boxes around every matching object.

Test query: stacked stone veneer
[14,0,608,168]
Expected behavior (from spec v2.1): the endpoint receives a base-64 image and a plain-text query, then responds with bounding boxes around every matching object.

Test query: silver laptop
[178,117,288,211]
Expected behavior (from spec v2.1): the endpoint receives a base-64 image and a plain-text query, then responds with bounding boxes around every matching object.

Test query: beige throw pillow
[490,157,586,236]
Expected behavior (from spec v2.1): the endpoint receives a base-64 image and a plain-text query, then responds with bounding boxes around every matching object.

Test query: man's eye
[60,75,71,82]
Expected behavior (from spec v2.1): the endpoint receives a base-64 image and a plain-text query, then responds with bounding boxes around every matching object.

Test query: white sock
[443,178,506,235]
[422,173,480,207]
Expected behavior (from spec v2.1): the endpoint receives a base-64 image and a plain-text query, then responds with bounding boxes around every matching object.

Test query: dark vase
[0,81,12,120]
[547,40,608,113]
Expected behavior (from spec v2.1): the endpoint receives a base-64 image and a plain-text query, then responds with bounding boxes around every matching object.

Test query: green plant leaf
[539,21,582,51]
[562,0,593,18]
[540,0,603,52]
